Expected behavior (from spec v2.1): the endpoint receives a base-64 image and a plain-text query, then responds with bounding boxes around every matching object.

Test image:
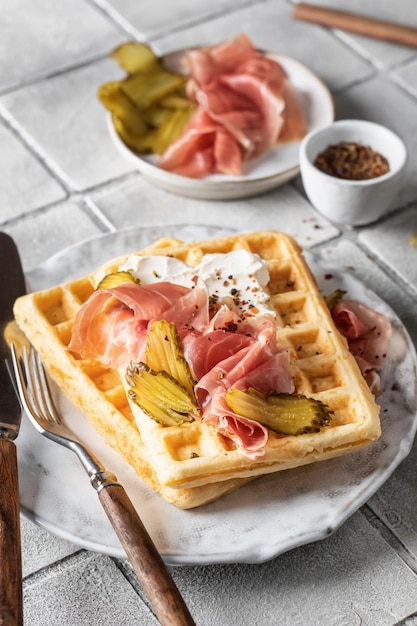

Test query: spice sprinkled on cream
[119,250,273,318]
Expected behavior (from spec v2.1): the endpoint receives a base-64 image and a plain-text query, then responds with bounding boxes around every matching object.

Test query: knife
[0,232,26,626]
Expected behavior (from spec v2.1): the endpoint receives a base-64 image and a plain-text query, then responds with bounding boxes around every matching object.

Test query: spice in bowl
[314,142,390,180]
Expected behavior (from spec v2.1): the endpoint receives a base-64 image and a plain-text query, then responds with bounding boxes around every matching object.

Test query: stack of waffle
[13,231,381,508]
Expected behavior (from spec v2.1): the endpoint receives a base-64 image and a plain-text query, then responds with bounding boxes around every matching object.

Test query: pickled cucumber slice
[126,362,198,426]
[111,42,162,75]
[145,320,196,398]
[112,114,157,154]
[99,42,194,156]
[98,82,147,136]
[324,289,347,311]
[226,388,332,435]
[121,72,185,110]
[153,108,194,155]
[96,271,140,290]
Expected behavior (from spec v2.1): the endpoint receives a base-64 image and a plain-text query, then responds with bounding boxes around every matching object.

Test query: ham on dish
[68,279,294,457]
[158,33,308,177]
[332,299,392,393]
[68,282,208,368]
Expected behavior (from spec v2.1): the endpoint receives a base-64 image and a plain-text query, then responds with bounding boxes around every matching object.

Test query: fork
[11,344,196,626]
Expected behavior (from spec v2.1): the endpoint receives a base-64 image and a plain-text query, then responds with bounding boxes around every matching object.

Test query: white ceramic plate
[17,225,417,565]
[107,51,334,200]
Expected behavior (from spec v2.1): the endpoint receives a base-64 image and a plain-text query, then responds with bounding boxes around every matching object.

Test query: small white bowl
[299,120,407,226]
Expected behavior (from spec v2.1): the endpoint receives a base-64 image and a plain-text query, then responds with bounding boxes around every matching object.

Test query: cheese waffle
[13,231,381,507]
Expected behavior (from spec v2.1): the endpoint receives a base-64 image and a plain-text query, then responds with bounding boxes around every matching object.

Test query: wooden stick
[293,3,417,48]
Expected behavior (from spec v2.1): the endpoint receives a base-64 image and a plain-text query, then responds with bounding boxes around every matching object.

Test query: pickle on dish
[153,108,194,155]
[324,289,347,311]
[226,388,332,435]
[98,42,195,156]
[98,82,148,136]
[126,362,198,427]
[145,320,196,398]
[111,42,162,74]
[96,271,140,290]
[111,115,157,154]
[120,72,186,110]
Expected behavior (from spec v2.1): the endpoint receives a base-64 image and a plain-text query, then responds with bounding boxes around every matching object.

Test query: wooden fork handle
[98,483,195,626]
[0,439,23,626]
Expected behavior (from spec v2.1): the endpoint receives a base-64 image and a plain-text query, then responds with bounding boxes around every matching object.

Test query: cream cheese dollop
[119,250,273,318]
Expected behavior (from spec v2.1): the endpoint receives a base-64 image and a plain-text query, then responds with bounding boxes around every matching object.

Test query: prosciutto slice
[158,33,307,177]
[182,329,254,380]
[332,299,392,392]
[68,282,205,367]
[158,109,243,176]
[186,33,256,85]
[204,388,269,457]
[194,314,294,458]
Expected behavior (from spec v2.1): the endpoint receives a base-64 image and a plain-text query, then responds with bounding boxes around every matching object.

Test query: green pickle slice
[226,388,333,436]
[324,289,347,311]
[126,362,198,427]
[96,271,139,290]
[145,320,196,398]
[125,319,198,427]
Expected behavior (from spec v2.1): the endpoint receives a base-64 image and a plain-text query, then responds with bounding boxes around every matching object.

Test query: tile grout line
[362,504,417,576]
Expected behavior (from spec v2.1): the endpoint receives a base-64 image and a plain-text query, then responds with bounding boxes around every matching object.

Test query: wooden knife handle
[0,439,23,626]
[98,483,195,626]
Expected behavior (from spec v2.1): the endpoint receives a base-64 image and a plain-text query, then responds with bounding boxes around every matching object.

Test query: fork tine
[11,344,56,427]
[30,348,60,424]
[11,344,36,421]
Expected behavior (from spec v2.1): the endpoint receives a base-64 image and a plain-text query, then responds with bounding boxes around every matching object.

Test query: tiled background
[2,1,417,624]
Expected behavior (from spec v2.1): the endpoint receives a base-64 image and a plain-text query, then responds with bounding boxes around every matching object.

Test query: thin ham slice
[198,346,294,459]
[332,299,392,392]
[158,33,307,177]
[186,33,257,86]
[194,314,294,458]
[158,109,242,176]
[68,282,203,367]
[182,329,254,380]
[204,388,269,458]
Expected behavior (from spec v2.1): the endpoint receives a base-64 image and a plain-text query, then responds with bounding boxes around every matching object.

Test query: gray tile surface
[96,0,253,39]
[0,0,125,93]
[1,199,104,271]
[0,120,65,221]
[1,1,417,625]
[23,552,158,626]
[88,174,340,247]
[21,518,78,578]
[0,60,131,192]
[359,206,417,297]
[171,512,417,626]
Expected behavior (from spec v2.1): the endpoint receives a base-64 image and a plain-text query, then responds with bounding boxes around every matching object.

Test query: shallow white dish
[107,51,334,200]
[17,225,417,565]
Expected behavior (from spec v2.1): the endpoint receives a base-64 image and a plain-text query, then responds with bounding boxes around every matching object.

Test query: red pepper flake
[324,273,333,280]
[314,142,390,180]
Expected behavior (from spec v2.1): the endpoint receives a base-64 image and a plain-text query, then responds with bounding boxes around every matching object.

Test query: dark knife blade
[0,232,26,626]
